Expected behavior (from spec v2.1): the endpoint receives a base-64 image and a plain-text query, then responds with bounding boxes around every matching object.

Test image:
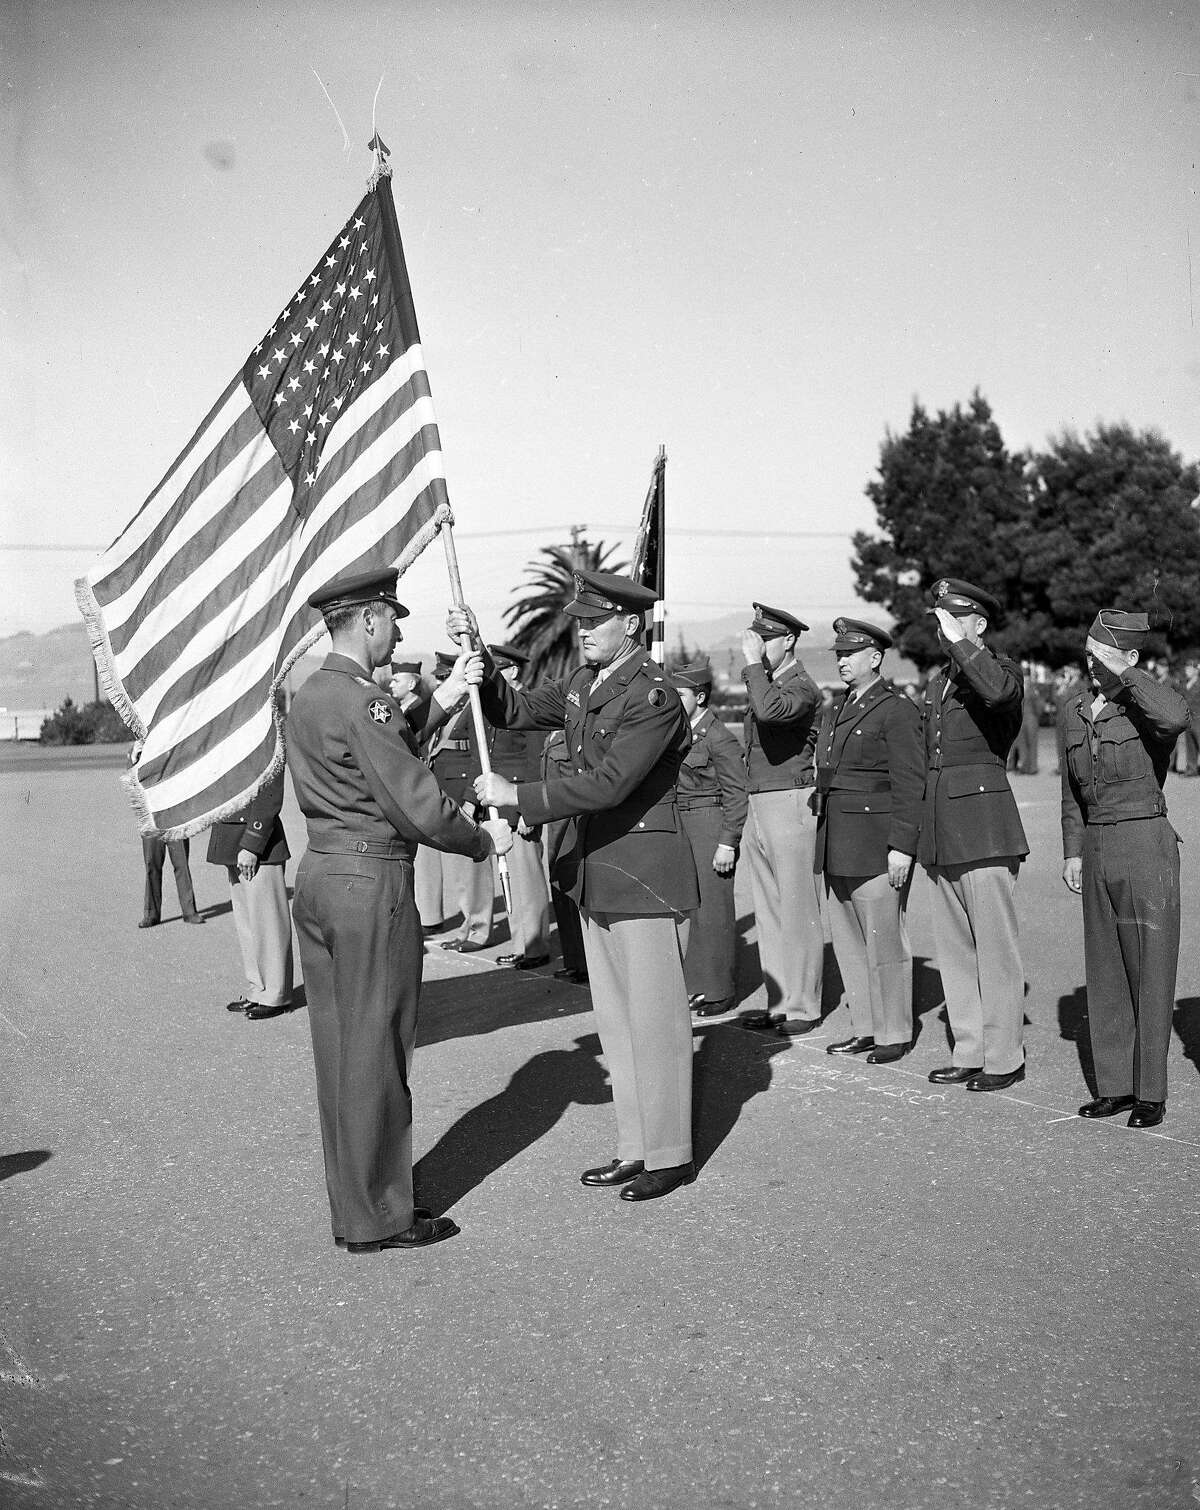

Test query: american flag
[77,176,450,838]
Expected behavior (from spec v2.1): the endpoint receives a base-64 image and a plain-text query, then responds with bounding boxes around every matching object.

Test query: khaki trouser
[926,859,1024,1074]
[580,909,693,1170]
[679,805,737,1002]
[227,861,294,1007]
[743,789,823,1017]
[500,829,551,957]
[824,871,912,1046]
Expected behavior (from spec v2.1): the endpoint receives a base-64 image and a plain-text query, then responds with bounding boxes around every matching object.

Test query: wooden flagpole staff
[438,516,514,915]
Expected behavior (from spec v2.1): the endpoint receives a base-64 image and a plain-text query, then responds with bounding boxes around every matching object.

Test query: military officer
[451,569,701,1202]
[670,659,748,1017]
[206,765,294,1020]
[920,578,1029,1091]
[815,620,923,1063]
[737,602,824,1036]
[1061,610,1190,1129]
[541,728,588,983]
[488,643,553,970]
[286,565,512,1253]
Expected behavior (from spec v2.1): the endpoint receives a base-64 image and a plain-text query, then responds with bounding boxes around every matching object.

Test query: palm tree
[504,532,627,685]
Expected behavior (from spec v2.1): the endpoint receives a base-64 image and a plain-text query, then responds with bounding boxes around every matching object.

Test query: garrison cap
[928,578,999,621]
[308,565,408,618]
[1088,610,1151,651]
[563,568,658,618]
[831,617,893,653]
[750,602,809,638]
[669,659,714,692]
[390,659,422,675]
[489,642,528,670]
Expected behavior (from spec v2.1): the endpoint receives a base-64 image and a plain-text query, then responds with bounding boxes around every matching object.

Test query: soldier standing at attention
[454,569,701,1202]
[737,603,824,1036]
[670,660,749,1018]
[815,620,923,1063]
[920,579,1029,1092]
[286,565,512,1253]
[1061,610,1189,1130]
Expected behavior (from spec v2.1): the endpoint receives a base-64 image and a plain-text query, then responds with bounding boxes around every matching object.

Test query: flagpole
[438,518,514,915]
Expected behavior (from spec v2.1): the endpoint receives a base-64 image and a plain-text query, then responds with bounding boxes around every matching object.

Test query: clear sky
[3,0,1198,656]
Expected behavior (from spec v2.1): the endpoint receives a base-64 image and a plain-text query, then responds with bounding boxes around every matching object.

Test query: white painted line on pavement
[0,1009,28,1039]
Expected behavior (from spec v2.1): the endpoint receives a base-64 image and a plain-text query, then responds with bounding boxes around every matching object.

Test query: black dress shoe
[1078,1095,1135,1119]
[693,998,734,1018]
[867,1043,909,1064]
[928,1064,983,1084]
[438,938,487,953]
[225,998,250,1013]
[966,1065,1026,1092]
[337,1207,431,1243]
[1128,1100,1166,1129]
[777,1016,821,1037]
[827,1035,874,1055]
[739,1010,779,1031]
[138,918,160,930]
[183,914,206,925]
[580,1159,644,1187]
[554,967,589,983]
[688,993,705,1007]
[619,1163,696,1201]
[511,954,551,970]
[346,1216,459,1252]
[245,1001,290,1020]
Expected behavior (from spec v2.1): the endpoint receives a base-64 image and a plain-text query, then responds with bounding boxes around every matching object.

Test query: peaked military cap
[489,642,528,669]
[831,617,892,653]
[433,649,458,681]
[1088,609,1151,650]
[750,602,808,638]
[564,568,658,618]
[928,577,999,621]
[669,659,714,692]
[390,659,422,675]
[308,565,408,618]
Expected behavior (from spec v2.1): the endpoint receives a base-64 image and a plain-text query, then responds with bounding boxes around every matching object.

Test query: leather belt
[312,839,412,860]
[928,753,1007,771]
[678,796,723,811]
[437,739,472,754]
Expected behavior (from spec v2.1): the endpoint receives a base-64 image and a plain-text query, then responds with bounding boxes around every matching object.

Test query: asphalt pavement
[2,733,1198,1509]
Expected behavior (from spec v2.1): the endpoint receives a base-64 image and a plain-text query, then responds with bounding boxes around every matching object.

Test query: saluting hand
[1062,857,1083,894]
[931,607,965,643]
[740,628,765,665]
[712,843,736,877]
[481,818,514,856]
[475,771,518,809]
[887,850,912,890]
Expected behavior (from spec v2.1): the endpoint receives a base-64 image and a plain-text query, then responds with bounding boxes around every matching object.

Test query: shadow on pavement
[693,1022,791,1174]
[1172,997,1200,1081]
[415,1034,610,1213]
[417,970,592,1049]
[0,1149,52,1182]
[1057,986,1098,1095]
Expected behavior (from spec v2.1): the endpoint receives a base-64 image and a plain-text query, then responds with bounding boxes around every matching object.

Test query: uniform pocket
[1097,725,1152,783]
[944,766,1011,799]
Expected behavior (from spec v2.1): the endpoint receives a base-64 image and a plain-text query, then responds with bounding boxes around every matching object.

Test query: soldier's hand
[887,850,913,889]
[517,817,536,838]
[236,847,260,883]
[437,648,483,705]
[931,607,965,643]
[475,772,518,808]
[481,818,514,856]
[446,606,478,645]
[712,843,736,876]
[1062,857,1083,894]
[741,628,765,665]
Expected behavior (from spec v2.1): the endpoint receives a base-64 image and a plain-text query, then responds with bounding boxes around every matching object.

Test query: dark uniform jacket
[918,640,1028,867]
[286,654,490,863]
[742,660,820,792]
[426,699,484,806]
[478,648,700,915]
[677,709,749,850]
[1060,671,1190,858]
[813,679,923,877]
[206,769,290,867]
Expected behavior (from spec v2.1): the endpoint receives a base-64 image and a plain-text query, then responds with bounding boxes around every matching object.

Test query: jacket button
[864,805,870,812]
[978,785,985,792]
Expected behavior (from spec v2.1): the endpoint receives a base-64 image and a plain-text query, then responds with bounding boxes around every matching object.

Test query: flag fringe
[96,501,451,840]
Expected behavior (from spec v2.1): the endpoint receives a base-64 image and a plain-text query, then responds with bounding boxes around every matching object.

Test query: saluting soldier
[737,603,824,1035]
[453,569,701,1202]
[815,620,923,1063]
[488,643,553,970]
[1061,609,1190,1129]
[286,565,512,1253]
[920,578,1029,1091]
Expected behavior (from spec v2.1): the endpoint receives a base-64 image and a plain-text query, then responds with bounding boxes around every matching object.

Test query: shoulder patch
[367,699,393,725]
[648,688,667,707]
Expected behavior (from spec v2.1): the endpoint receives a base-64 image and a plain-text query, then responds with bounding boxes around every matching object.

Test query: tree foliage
[504,535,627,685]
[39,697,130,745]
[854,394,1200,669]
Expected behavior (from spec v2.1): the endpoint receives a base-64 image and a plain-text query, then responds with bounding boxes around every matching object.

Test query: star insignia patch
[368,700,393,724]
[648,688,666,707]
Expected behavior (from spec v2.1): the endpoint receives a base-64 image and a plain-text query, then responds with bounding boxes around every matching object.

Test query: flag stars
[354,216,365,230]
[273,347,287,364]
[303,360,317,375]
[289,332,304,349]
[305,316,318,331]
[335,282,347,296]
[318,412,330,428]
[257,363,271,381]
[273,393,287,408]
[325,254,337,269]
[306,429,317,444]
[364,268,376,283]
[349,285,362,300]
[320,299,333,314]
[346,331,361,348]
[331,349,345,364]
[287,418,301,434]
[377,344,389,359]
[339,235,350,249]
[287,376,301,392]
[318,342,330,357]
[306,471,317,485]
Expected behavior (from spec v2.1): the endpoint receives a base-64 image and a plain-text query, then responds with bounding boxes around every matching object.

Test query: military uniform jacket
[918,640,1028,867]
[1060,671,1190,858]
[478,648,700,915]
[286,654,490,863]
[742,660,820,792]
[206,769,290,867]
[677,709,749,849]
[813,679,923,877]
[426,698,485,805]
